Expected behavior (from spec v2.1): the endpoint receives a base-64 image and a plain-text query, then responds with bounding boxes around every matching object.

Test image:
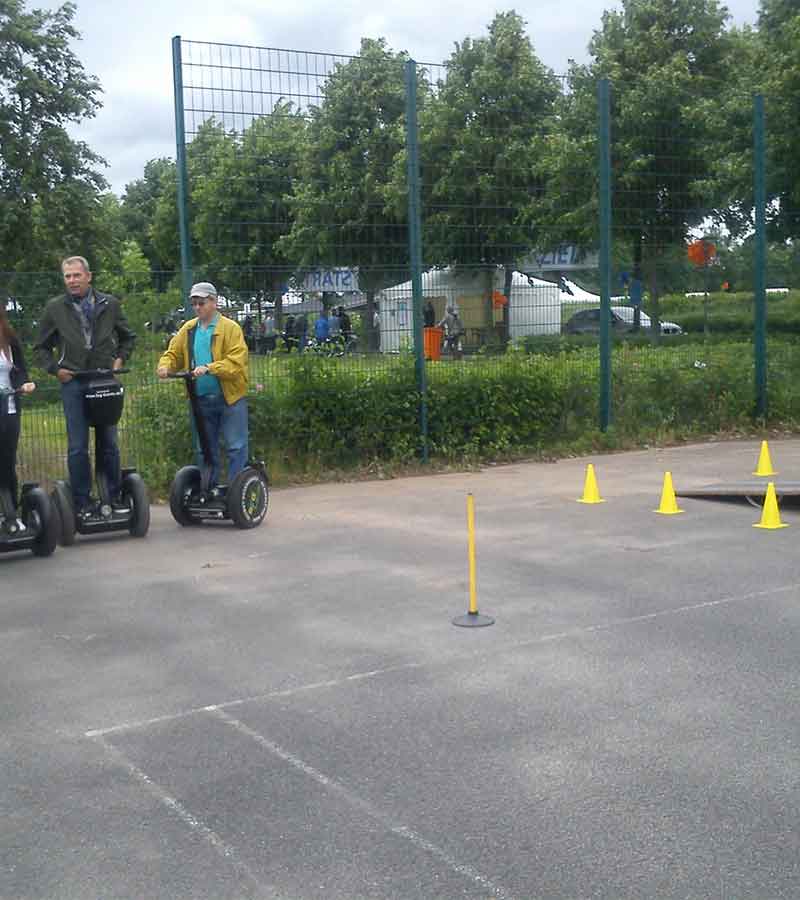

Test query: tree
[280,38,414,350]
[416,12,560,337]
[757,0,800,242]
[191,102,306,322]
[150,160,180,273]
[0,0,107,273]
[548,0,736,334]
[120,158,175,273]
[151,123,228,277]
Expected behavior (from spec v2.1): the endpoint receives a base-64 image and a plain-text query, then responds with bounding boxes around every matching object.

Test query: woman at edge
[0,305,36,520]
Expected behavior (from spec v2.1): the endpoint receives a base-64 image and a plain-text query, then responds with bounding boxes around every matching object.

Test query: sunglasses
[191,298,209,307]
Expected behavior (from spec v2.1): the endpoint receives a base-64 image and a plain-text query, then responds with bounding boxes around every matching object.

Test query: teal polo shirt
[193,315,222,396]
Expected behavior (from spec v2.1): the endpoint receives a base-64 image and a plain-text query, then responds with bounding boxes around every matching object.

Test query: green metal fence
[6,33,800,494]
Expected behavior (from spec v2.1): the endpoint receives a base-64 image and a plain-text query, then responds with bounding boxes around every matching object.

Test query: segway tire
[123,472,150,538]
[170,466,202,526]
[27,487,58,557]
[52,481,76,546]
[227,467,269,529]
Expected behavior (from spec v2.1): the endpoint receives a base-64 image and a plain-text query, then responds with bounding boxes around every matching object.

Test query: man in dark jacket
[35,256,136,514]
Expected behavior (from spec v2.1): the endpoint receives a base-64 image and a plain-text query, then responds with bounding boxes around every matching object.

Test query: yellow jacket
[159,314,248,405]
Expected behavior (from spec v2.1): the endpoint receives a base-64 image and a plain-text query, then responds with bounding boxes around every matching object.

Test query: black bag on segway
[83,377,124,427]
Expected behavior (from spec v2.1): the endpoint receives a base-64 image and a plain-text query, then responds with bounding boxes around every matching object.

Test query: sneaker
[15,518,26,533]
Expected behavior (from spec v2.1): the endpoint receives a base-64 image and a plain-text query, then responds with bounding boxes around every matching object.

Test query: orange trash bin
[423,326,443,361]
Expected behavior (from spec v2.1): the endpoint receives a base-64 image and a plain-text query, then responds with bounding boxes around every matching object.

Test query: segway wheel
[169,466,202,526]
[123,472,150,538]
[51,481,76,546]
[227,467,269,529]
[25,487,58,558]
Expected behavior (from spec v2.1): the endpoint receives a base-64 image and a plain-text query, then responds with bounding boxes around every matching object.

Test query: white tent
[558,278,600,305]
[376,268,561,352]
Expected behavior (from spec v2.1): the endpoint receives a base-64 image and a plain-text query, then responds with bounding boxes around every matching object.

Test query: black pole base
[452,612,495,628]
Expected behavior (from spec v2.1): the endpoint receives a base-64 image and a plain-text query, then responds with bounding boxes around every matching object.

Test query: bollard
[453,493,494,628]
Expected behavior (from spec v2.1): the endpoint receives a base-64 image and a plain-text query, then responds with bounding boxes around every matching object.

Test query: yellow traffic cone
[753,482,788,530]
[753,440,777,476]
[577,463,604,504]
[655,471,683,515]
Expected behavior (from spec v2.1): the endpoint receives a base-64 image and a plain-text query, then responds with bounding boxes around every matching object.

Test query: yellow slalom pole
[453,493,494,628]
[467,493,478,614]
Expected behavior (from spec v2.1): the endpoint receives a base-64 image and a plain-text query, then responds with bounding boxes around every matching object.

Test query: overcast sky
[38,0,760,195]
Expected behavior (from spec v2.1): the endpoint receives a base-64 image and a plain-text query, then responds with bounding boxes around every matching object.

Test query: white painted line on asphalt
[211,707,516,900]
[517,583,800,649]
[92,734,276,899]
[85,661,423,738]
[85,581,800,740]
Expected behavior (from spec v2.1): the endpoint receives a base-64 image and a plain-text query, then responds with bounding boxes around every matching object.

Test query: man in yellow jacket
[157,282,249,486]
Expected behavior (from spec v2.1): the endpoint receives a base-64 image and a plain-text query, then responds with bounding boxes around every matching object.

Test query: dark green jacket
[34,290,136,374]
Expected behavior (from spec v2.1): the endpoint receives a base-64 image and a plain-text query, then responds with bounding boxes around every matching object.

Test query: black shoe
[75,503,93,522]
[112,493,130,513]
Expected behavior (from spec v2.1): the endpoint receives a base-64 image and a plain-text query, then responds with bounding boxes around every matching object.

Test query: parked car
[564,306,682,336]
[612,306,683,335]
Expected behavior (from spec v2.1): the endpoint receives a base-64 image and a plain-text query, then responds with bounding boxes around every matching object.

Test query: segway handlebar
[165,370,195,379]
[66,367,130,377]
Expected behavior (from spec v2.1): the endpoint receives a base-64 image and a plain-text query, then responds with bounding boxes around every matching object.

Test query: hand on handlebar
[113,357,124,371]
[56,368,73,383]
[157,366,170,379]
[192,365,209,378]
[21,382,36,394]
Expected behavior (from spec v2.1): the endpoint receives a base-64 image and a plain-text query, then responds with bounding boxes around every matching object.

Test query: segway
[166,371,269,528]
[51,369,150,545]
[0,388,59,557]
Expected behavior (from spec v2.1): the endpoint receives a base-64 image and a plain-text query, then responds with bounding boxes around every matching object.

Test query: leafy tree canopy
[0,0,109,273]
[418,11,560,273]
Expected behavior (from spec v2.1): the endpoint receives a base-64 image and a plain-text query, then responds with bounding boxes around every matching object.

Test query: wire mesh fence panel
[178,39,410,346]
[7,23,798,497]
[765,53,800,421]
[175,39,431,466]
[605,73,767,427]
[414,49,602,450]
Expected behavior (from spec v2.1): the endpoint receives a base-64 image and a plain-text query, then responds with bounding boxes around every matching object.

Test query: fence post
[172,36,193,317]
[404,59,429,463]
[597,78,613,431]
[753,93,767,420]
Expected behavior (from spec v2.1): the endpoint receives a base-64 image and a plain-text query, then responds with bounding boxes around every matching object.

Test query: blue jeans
[61,378,121,508]
[191,393,248,487]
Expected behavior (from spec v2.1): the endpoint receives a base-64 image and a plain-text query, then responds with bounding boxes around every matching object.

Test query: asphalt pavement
[2,437,800,899]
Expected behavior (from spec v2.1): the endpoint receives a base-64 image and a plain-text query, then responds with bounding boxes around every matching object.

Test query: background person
[295,313,308,353]
[328,307,341,343]
[261,312,276,354]
[157,282,249,487]
[314,309,330,344]
[0,303,36,520]
[438,304,465,359]
[34,255,136,515]
[283,314,297,353]
[339,306,354,351]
